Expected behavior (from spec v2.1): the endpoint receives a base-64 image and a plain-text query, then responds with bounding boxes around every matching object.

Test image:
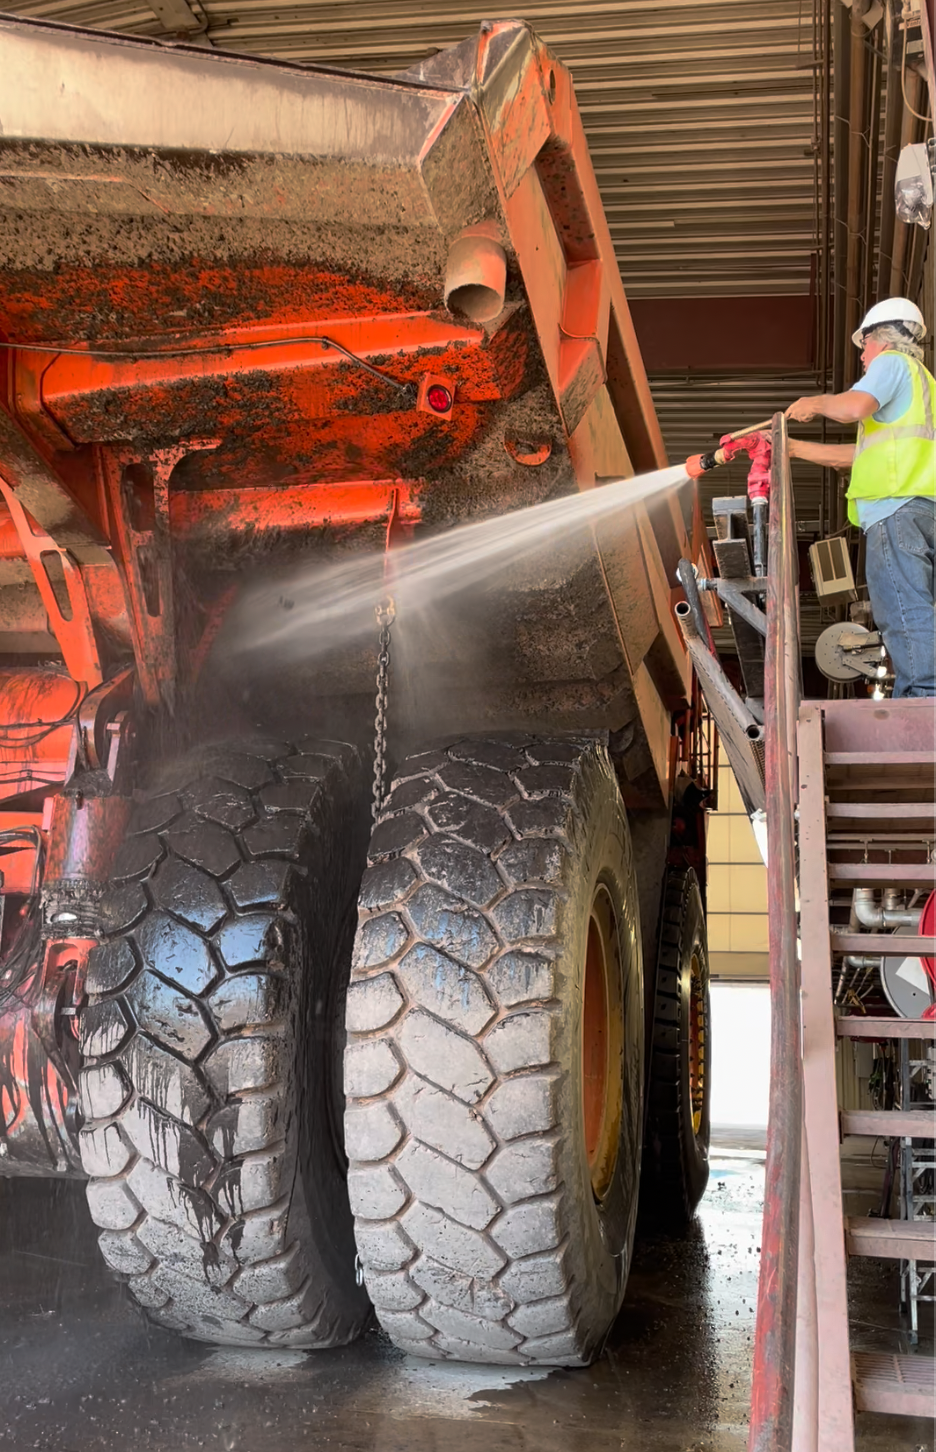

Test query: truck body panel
[0,17,712,1186]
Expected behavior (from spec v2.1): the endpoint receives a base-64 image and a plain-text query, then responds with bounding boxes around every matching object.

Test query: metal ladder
[797,698,935,1441]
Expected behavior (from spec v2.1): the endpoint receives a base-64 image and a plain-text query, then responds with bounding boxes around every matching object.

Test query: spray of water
[231,463,689,662]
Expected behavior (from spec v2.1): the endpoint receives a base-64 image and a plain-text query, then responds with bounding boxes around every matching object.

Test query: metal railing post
[748,416,804,1452]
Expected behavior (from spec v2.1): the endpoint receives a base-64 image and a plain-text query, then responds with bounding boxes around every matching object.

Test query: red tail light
[416,374,455,419]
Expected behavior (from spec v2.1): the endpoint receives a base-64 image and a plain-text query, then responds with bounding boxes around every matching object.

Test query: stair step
[845,1217,935,1259]
[831,933,935,956]
[836,1016,936,1040]
[826,752,936,767]
[828,802,936,820]
[825,773,936,797]
[841,1110,935,1138]
[852,1352,936,1417]
[828,863,936,886]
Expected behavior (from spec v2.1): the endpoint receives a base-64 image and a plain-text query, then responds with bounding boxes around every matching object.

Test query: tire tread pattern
[345,733,616,1367]
[79,738,368,1347]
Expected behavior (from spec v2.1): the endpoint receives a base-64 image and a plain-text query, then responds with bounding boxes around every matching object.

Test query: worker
[785,298,935,698]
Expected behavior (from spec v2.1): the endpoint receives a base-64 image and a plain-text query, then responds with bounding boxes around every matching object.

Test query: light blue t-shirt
[850,354,915,530]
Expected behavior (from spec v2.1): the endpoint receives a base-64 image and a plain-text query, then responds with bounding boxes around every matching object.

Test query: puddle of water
[192,1343,553,1420]
[191,1349,311,1382]
[388,1358,554,1417]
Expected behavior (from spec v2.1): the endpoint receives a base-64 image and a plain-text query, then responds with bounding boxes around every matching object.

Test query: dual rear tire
[78,732,709,1361]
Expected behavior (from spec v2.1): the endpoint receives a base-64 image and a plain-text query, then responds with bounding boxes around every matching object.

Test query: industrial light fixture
[895,140,933,228]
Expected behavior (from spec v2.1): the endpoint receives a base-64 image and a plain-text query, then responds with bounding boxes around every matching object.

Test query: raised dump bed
[0,15,715,1364]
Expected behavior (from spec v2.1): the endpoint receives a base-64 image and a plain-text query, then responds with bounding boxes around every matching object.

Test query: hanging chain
[371,595,395,820]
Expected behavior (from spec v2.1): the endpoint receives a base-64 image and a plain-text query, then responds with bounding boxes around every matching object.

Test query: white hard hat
[852,297,927,347]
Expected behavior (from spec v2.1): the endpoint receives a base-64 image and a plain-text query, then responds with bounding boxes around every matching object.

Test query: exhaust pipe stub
[445,228,507,323]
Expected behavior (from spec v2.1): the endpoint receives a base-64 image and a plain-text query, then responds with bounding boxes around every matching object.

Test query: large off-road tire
[641,868,710,1228]
[77,737,371,1347]
[343,735,644,1366]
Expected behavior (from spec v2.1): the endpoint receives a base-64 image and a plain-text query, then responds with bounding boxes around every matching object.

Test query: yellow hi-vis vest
[847,352,936,525]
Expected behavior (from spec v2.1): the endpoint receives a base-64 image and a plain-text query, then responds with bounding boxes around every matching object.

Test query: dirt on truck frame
[0,15,716,1364]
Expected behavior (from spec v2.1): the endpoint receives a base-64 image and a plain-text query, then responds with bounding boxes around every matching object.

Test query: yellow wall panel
[719,765,745,814]
[707,873,731,914]
[727,864,768,915]
[728,815,765,864]
[706,763,769,980]
[707,913,733,951]
[705,814,732,863]
[729,914,770,953]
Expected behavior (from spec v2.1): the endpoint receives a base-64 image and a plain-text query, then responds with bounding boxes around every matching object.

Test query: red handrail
[748,417,804,1451]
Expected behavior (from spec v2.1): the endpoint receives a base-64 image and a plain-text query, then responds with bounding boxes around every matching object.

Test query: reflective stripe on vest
[847,353,936,526]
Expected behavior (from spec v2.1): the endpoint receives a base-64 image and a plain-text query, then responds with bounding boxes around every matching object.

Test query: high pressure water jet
[234,464,691,662]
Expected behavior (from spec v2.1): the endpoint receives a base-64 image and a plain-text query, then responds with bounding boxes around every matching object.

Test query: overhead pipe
[844,0,870,387]
[876,1,905,299]
[817,0,834,536]
[831,0,852,403]
[819,0,833,376]
[862,44,883,307]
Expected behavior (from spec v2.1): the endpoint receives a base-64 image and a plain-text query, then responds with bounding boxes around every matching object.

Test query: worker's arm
[784,390,879,424]
[787,438,856,469]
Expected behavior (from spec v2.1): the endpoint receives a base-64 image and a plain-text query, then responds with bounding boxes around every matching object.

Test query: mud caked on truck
[0,15,715,1364]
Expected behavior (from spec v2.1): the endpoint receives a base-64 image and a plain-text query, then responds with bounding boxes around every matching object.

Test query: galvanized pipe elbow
[852,886,918,928]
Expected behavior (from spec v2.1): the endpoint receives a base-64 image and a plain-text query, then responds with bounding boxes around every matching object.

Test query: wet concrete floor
[0,1147,930,1452]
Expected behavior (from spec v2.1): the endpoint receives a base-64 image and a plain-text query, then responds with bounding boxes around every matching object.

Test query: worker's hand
[785,396,824,422]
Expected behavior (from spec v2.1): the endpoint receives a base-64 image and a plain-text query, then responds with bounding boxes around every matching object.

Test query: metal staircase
[682,418,936,1451]
[797,697,935,1442]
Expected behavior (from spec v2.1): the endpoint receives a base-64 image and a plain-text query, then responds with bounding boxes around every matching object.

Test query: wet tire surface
[78,737,371,1347]
[641,868,711,1228]
[344,735,644,1366]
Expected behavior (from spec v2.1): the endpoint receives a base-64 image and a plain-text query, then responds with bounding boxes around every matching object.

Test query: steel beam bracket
[698,576,768,638]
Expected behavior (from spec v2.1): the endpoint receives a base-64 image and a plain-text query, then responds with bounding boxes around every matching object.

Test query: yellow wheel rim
[582,884,625,1201]
[688,951,706,1138]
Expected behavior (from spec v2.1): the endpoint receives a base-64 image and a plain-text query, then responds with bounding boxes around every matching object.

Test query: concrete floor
[0,1145,931,1452]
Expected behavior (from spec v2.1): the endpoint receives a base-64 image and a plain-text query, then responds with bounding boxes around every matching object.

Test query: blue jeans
[864,498,936,697]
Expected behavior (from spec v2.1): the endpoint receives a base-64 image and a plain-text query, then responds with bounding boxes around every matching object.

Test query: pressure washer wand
[684,418,772,480]
[685,421,773,576]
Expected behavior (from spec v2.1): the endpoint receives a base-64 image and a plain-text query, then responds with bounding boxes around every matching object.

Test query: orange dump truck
[0,15,715,1363]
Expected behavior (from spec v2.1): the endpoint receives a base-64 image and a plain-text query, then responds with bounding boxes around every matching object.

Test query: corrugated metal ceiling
[7,0,823,299]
